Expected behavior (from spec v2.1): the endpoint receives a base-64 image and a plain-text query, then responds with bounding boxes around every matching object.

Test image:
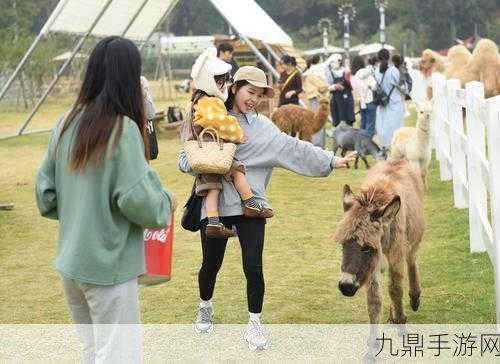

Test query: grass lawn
[0,94,495,324]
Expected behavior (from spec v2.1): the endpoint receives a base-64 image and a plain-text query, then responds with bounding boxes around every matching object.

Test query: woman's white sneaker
[195,305,214,333]
[244,319,268,350]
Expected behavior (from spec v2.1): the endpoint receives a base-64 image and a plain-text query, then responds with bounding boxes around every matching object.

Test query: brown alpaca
[270,97,330,142]
[445,45,474,83]
[469,39,500,98]
[418,49,446,78]
[334,160,425,325]
[418,49,446,99]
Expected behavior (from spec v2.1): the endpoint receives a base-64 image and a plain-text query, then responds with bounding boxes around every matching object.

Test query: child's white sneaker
[244,319,268,350]
[195,304,214,333]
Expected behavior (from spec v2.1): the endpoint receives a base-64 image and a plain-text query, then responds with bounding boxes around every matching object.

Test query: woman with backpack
[374,48,405,147]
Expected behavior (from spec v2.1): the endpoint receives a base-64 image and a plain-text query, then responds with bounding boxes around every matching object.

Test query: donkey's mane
[357,183,395,210]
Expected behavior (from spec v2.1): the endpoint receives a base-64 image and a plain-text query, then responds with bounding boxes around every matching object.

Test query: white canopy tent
[302,45,345,57]
[160,35,215,55]
[0,0,292,138]
[358,42,396,56]
[210,0,292,46]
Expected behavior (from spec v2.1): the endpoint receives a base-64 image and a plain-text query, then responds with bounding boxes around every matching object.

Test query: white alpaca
[391,101,433,185]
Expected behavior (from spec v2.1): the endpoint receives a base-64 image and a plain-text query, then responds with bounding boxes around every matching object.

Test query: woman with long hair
[35,36,175,363]
[374,48,405,146]
[179,66,355,350]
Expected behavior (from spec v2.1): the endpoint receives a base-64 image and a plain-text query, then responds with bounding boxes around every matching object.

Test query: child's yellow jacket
[193,96,245,143]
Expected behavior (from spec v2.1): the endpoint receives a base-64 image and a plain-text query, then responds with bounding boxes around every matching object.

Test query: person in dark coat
[325,53,355,126]
[278,55,302,107]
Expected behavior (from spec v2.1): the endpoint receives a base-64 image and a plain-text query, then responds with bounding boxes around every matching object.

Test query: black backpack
[373,71,395,107]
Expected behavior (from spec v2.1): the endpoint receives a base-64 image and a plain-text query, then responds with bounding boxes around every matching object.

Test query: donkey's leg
[387,259,407,324]
[366,271,382,359]
[367,271,382,324]
[407,253,421,312]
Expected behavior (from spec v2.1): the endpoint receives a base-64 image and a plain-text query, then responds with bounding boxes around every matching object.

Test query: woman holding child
[179,50,355,350]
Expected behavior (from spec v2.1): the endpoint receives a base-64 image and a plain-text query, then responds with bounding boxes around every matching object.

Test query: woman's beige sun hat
[232,66,274,98]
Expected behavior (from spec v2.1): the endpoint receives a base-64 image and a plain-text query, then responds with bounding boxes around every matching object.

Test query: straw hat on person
[233,66,274,98]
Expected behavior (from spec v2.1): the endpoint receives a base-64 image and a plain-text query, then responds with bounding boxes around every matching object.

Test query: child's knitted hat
[191,47,232,100]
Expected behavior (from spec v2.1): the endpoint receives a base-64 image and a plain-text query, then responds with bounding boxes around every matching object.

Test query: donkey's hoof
[410,295,420,311]
[386,316,407,325]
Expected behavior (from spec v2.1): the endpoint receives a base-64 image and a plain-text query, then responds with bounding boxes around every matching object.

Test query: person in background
[375,48,405,147]
[350,55,377,138]
[217,42,239,77]
[35,36,176,363]
[278,55,302,107]
[303,54,328,148]
[141,76,159,159]
[391,54,412,99]
[367,55,378,75]
[325,53,355,127]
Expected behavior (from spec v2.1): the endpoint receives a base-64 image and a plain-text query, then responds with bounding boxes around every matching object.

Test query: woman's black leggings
[199,216,266,313]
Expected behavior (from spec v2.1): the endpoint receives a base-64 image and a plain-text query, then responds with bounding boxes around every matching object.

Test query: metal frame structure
[1,0,291,139]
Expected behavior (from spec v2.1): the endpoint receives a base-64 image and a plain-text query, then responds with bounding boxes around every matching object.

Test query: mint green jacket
[36,115,173,285]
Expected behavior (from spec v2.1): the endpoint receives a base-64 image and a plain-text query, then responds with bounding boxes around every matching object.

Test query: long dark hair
[378,48,390,73]
[350,55,365,76]
[224,80,250,111]
[60,36,147,171]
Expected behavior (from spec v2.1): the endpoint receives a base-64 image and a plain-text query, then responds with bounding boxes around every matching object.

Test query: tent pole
[0,0,70,103]
[263,43,280,63]
[239,34,280,80]
[121,0,150,37]
[17,0,114,136]
[139,0,180,51]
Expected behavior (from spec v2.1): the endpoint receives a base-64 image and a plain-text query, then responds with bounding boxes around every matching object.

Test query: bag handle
[197,127,224,150]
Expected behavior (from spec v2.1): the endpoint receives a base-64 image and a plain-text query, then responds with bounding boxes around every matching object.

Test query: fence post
[465,81,487,253]
[486,95,500,324]
[432,73,452,181]
[446,79,468,208]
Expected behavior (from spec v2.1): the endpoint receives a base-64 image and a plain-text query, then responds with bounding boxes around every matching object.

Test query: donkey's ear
[342,184,355,211]
[372,195,401,223]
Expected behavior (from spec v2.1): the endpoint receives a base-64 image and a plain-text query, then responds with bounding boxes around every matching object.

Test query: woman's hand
[285,90,295,99]
[334,152,357,169]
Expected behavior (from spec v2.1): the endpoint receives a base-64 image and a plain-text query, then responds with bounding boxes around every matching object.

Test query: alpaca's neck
[312,103,330,132]
[417,116,431,145]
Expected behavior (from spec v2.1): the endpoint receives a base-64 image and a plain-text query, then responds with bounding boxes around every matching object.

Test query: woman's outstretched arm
[267,122,354,176]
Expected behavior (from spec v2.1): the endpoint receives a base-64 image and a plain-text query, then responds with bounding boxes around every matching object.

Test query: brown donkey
[333,160,425,324]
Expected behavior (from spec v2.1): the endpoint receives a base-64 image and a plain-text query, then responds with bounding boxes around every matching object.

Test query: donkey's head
[334,184,401,297]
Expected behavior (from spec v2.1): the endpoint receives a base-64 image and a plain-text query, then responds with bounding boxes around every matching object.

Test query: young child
[189,48,273,238]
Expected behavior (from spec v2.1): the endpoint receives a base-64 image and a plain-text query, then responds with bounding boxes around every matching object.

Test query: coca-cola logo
[144,228,168,243]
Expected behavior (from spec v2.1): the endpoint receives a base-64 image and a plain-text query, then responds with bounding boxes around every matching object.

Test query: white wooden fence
[431,73,500,323]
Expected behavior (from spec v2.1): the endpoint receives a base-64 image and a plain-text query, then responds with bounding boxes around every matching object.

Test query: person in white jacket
[350,55,377,138]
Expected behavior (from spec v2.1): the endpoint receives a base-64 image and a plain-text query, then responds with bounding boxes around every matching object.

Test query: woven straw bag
[184,127,236,174]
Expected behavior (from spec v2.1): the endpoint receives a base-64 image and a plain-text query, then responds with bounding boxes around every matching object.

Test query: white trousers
[60,276,142,364]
